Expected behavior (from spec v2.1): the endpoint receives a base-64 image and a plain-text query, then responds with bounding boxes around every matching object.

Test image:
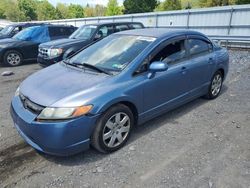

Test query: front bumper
[10,96,100,156]
[37,55,63,67]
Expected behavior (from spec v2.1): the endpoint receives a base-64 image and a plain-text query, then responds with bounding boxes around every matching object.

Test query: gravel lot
[0,50,250,188]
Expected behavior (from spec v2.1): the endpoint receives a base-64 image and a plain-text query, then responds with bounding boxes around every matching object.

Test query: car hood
[40,38,89,49]
[20,63,111,107]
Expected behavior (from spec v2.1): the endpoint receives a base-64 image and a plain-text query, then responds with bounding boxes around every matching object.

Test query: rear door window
[49,27,72,38]
[188,39,211,56]
[97,25,114,37]
[129,23,143,29]
[114,24,129,32]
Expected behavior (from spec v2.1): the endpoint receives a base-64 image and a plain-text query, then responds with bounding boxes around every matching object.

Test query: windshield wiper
[63,60,112,75]
[81,63,112,75]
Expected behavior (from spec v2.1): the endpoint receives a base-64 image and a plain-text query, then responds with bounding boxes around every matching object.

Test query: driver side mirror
[148,61,168,79]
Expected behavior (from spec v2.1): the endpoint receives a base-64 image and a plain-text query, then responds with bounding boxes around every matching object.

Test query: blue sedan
[10,28,229,156]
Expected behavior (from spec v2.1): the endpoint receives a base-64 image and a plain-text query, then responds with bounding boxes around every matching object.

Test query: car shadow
[41,85,228,166]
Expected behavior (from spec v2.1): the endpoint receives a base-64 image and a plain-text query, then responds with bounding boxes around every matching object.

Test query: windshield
[0,26,13,35]
[13,26,50,43]
[69,25,97,40]
[68,34,155,73]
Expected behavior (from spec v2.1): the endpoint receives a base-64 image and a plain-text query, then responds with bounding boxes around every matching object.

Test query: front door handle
[208,57,214,64]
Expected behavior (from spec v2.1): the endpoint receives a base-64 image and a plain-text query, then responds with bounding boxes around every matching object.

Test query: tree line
[0,0,249,22]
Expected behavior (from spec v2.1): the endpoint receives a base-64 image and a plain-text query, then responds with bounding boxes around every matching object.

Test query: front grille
[38,47,49,58]
[19,94,44,114]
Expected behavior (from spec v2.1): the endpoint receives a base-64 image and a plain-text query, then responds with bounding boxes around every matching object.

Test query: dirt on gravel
[0,50,250,188]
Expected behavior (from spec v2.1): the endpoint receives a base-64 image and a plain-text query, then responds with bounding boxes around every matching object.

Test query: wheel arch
[95,98,139,125]
[217,68,225,80]
[3,48,24,59]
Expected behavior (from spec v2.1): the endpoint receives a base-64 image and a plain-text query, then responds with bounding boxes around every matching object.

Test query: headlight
[37,105,93,120]
[15,87,20,96]
[48,48,63,57]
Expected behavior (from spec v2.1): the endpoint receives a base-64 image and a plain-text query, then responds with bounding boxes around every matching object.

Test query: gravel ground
[0,50,250,188]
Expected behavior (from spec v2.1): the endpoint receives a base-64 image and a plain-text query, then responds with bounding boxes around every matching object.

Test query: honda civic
[10,28,229,156]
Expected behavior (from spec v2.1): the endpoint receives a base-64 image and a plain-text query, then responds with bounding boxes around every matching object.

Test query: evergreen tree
[156,0,182,11]
[124,0,158,14]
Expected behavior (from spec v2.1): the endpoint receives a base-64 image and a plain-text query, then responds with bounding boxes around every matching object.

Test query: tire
[205,70,223,99]
[91,104,134,153]
[3,50,23,67]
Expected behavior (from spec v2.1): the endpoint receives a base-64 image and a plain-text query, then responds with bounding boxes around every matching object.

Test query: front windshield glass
[13,26,50,43]
[69,25,97,40]
[0,26,13,35]
[69,34,155,73]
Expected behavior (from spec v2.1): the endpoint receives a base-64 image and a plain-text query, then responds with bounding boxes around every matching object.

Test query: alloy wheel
[7,52,21,66]
[211,74,222,97]
[102,112,130,148]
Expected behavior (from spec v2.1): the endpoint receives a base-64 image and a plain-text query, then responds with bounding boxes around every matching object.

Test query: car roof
[115,28,206,39]
[46,24,75,28]
[84,22,143,27]
[8,23,74,28]
[7,23,42,27]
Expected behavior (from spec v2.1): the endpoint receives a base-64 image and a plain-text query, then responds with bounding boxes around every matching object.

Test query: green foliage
[0,0,248,22]
[199,0,235,7]
[0,0,7,19]
[106,0,122,16]
[235,0,250,4]
[36,0,57,20]
[68,4,84,18]
[181,0,200,9]
[156,0,182,11]
[4,0,26,21]
[56,3,70,19]
[95,4,107,16]
[84,4,95,17]
[123,0,158,14]
[18,0,37,20]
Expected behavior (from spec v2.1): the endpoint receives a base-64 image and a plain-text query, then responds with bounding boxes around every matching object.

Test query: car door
[22,26,50,60]
[186,36,215,96]
[135,36,190,120]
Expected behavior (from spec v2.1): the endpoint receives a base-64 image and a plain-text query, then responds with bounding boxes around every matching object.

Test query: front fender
[92,95,139,115]
[63,47,80,59]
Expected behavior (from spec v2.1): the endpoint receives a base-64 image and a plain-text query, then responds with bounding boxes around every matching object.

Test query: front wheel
[3,50,23,66]
[91,104,134,153]
[205,71,223,99]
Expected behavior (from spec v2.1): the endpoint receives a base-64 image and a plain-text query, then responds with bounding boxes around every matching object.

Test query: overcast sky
[48,0,124,6]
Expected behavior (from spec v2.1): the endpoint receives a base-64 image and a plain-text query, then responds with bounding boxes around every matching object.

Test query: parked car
[11,28,229,156]
[0,24,76,66]
[38,22,144,67]
[0,23,41,40]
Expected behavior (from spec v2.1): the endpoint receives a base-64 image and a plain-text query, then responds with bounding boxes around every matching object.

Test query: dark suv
[0,23,41,40]
[38,22,144,67]
[0,24,76,66]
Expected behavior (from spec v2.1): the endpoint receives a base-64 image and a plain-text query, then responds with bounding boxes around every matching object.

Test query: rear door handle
[181,66,187,74]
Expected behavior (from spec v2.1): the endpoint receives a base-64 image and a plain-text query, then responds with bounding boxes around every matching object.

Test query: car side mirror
[148,61,168,79]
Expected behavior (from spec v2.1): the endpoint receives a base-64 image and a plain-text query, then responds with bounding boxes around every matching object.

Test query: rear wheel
[91,104,134,153]
[3,50,23,66]
[205,71,223,99]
